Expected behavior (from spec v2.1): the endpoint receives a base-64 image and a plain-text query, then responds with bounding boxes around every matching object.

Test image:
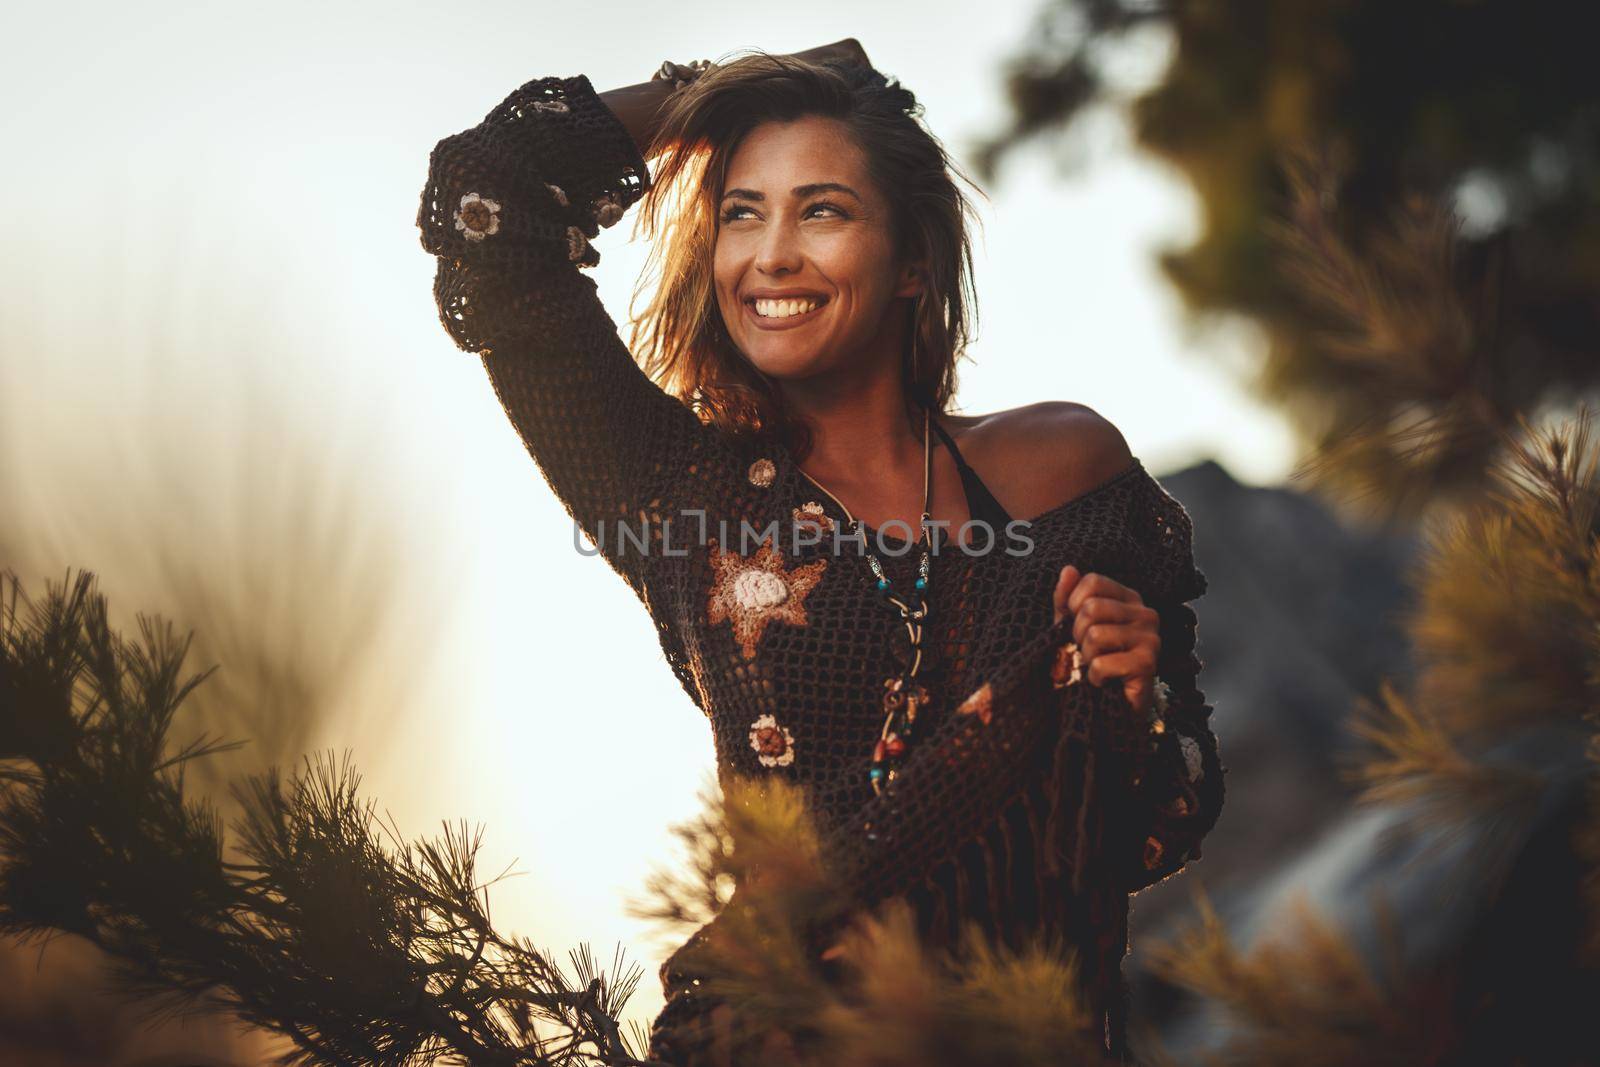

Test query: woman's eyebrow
[721,182,863,203]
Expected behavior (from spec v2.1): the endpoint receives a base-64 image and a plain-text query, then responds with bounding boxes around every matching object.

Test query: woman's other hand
[795,37,872,69]
[1052,564,1161,715]
[605,39,874,161]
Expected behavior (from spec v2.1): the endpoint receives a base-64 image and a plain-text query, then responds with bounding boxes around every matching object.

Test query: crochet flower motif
[565,226,594,265]
[592,192,625,228]
[454,193,501,241]
[748,713,795,768]
[1178,734,1204,783]
[792,501,835,536]
[1051,641,1085,688]
[956,682,994,726]
[747,458,776,488]
[707,536,827,660]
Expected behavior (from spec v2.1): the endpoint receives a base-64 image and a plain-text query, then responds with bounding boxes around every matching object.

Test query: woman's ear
[894,257,928,300]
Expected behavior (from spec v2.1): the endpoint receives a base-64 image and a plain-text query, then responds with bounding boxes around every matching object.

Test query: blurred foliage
[0,402,422,811]
[1141,409,1600,1064]
[0,569,650,1067]
[630,777,1107,1065]
[975,0,1600,518]
[0,227,449,1061]
[1142,891,1461,1066]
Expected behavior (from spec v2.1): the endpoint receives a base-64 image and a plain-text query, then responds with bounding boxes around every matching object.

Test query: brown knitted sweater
[418,72,1226,1064]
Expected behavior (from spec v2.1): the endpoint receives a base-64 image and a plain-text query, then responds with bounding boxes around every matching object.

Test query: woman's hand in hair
[602,39,872,157]
[794,37,873,69]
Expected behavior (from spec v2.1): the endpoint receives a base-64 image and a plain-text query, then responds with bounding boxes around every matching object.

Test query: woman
[417,39,1225,1064]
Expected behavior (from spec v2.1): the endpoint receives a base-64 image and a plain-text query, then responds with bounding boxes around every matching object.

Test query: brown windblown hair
[624,50,985,460]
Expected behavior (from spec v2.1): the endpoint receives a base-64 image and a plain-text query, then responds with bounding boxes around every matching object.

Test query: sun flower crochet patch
[454,192,501,241]
[747,458,776,488]
[792,501,835,536]
[748,713,796,768]
[706,535,827,660]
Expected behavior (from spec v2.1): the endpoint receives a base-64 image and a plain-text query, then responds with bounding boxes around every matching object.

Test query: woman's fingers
[1071,597,1151,649]
[1053,565,1081,626]
[1078,621,1148,664]
[1085,646,1157,687]
[1121,670,1153,714]
[1064,570,1140,616]
[1051,569,1160,712]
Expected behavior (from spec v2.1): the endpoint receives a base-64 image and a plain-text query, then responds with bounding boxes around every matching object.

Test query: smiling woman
[627,48,978,462]
[715,135,918,390]
[417,41,1224,1067]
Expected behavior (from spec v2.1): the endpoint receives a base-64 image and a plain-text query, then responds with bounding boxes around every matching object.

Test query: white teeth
[753,297,821,318]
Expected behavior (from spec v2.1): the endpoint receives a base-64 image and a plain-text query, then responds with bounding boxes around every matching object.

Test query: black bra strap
[922,404,1015,528]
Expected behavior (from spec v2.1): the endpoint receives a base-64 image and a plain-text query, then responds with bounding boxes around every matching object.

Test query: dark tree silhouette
[974,0,1600,515]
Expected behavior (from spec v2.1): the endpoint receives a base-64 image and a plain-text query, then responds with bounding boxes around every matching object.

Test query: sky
[0,0,1297,1036]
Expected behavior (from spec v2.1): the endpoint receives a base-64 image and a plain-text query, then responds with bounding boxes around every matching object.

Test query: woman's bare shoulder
[951,401,1134,517]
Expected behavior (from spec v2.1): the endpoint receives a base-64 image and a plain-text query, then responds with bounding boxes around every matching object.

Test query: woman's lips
[744,299,827,331]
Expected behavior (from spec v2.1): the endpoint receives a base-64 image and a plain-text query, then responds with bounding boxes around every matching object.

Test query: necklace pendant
[871,676,934,794]
[904,683,930,724]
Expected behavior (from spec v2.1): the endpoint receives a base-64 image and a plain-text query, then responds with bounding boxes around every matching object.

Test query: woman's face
[712,115,921,384]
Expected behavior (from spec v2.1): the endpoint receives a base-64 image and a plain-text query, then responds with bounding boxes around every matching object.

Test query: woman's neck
[783,372,926,494]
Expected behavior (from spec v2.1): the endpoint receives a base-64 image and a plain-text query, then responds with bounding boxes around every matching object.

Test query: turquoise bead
[876,577,890,590]
[869,767,884,781]
[915,577,927,589]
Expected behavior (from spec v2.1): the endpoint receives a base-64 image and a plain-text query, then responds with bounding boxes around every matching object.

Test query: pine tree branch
[0,568,663,1067]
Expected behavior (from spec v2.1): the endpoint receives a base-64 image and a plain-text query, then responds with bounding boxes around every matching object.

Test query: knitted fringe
[1022,791,1047,930]
[1038,723,1102,897]
[953,850,972,932]
[889,718,1116,1057]
[998,811,1018,946]
[927,866,950,943]
[983,824,1005,944]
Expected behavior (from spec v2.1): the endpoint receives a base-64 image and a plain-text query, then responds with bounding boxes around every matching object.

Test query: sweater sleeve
[1099,597,1226,894]
[1097,481,1226,894]
[417,73,740,597]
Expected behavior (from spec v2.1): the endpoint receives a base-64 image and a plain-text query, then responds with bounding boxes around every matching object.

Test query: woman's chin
[741,346,833,382]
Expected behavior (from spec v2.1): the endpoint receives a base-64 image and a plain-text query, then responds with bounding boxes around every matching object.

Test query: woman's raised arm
[417,70,737,599]
[416,43,871,600]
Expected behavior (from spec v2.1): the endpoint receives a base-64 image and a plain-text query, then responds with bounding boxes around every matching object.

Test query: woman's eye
[718,202,846,223]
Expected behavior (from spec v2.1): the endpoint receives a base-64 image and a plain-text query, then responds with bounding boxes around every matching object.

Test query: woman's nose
[754,217,803,275]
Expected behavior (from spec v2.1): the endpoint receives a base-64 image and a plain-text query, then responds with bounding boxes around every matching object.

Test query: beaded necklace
[797,404,935,796]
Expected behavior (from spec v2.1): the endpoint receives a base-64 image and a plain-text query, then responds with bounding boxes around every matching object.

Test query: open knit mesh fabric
[419,72,1227,1064]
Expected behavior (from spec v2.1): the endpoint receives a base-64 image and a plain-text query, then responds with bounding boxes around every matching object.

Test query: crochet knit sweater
[418,72,1226,1063]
